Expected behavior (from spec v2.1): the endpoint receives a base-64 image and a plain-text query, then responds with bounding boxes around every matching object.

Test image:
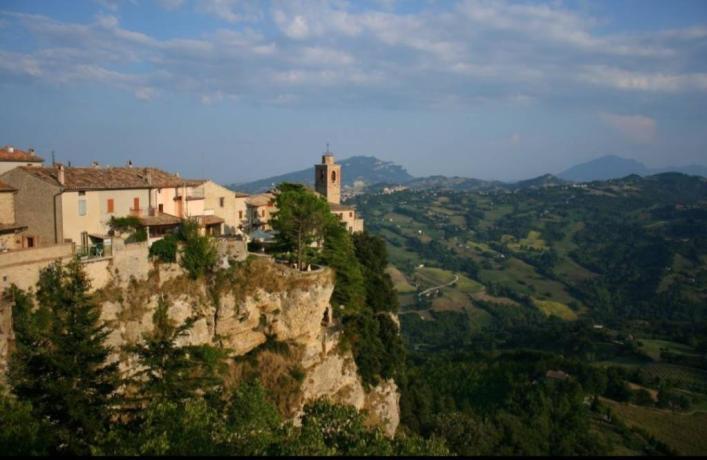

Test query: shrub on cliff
[178,219,217,279]
[149,234,178,263]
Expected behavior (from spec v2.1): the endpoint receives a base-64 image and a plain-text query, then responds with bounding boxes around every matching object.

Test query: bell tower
[314,146,341,205]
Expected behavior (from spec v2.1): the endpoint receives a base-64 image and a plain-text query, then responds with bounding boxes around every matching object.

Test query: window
[107,198,114,213]
[133,197,140,211]
[331,170,337,183]
[320,170,325,181]
[349,212,353,218]
[26,237,34,248]
[78,192,87,216]
[261,209,265,217]
[158,204,164,213]
[219,197,225,207]
[239,210,243,219]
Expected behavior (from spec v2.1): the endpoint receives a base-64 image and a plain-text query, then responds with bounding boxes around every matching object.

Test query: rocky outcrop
[0,256,401,436]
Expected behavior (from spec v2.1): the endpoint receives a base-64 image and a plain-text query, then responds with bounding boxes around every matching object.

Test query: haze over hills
[558,154,707,182]
[231,154,707,194]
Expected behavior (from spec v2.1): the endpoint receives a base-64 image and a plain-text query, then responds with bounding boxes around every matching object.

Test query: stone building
[0,145,44,175]
[0,164,219,249]
[0,180,26,250]
[314,151,364,233]
[245,192,276,232]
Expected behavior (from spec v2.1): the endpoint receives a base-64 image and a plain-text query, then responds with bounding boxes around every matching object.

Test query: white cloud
[601,113,657,144]
[1,2,706,110]
[581,66,707,92]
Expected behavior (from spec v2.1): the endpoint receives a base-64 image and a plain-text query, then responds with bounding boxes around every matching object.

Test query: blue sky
[1,0,706,183]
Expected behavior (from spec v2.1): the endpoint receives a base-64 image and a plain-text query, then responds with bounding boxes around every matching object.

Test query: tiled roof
[0,146,44,163]
[197,215,224,226]
[0,223,26,232]
[138,213,181,227]
[246,193,275,207]
[0,180,16,192]
[17,166,205,191]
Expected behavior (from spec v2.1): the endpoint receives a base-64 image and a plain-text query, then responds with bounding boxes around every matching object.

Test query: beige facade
[201,180,236,234]
[234,193,249,232]
[60,188,151,245]
[246,193,276,231]
[0,165,213,247]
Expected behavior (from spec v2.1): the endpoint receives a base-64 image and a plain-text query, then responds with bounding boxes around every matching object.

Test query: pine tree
[124,294,227,405]
[8,258,120,454]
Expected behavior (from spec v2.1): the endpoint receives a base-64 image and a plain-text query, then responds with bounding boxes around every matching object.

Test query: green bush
[178,219,217,279]
[149,235,178,263]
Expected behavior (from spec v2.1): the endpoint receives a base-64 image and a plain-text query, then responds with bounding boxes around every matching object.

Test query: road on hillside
[417,274,460,297]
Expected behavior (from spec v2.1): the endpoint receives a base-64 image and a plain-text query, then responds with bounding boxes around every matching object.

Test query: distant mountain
[559,155,707,182]
[230,155,414,193]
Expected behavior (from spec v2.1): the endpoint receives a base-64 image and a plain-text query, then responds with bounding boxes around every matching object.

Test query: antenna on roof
[326,142,330,154]
[51,150,55,166]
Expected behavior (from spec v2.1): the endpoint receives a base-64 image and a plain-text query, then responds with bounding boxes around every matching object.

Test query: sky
[0,0,706,183]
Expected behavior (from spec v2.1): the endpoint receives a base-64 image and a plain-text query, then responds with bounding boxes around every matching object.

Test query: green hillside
[353,172,707,455]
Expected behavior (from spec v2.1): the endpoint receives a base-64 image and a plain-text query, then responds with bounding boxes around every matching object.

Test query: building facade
[0,164,219,249]
[0,145,44,175]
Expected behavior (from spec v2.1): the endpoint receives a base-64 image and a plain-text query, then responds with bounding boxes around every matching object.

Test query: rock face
[0,256,401,436]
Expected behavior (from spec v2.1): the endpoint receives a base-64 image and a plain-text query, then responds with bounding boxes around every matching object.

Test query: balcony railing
[76,243,113,260]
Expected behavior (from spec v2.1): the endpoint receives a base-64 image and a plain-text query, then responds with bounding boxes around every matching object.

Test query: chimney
[92,160,100,168]
[57,164,65,186]
[7,146,14,153]
[28,148,35,155]
[127,160,133,168]
[143,168,152,186]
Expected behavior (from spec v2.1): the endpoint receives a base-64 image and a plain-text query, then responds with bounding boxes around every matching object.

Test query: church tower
[314,148,341,205]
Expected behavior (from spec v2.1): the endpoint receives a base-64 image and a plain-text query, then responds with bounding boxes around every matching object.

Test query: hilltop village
[0,145,363,289]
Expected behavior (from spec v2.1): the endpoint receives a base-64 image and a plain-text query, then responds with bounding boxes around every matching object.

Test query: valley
[352,172,707,455]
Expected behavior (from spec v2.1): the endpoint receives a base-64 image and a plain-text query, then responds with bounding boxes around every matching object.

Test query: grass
[385,264,416,294]
[532,298,578,320]
[638,338,697,361]
[601,398,707,455]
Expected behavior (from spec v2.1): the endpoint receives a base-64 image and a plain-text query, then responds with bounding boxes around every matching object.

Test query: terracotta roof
[197,215,224,226]
[0,180,16,192]
[0,222,26,232]
[17,166,204,191]
[138,213,181,227]
[246,193,275,207]
[0,146,44,163]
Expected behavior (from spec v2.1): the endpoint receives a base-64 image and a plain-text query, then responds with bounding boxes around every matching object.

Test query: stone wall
[0,191,16,224]
[0,243,74,291]
[0,168,63,246]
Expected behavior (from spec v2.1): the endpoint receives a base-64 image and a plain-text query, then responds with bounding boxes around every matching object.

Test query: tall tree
[271,183,332,270]
[8,259,120,454]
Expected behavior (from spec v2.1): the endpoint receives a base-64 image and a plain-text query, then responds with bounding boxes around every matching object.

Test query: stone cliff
[0,255,400,437]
